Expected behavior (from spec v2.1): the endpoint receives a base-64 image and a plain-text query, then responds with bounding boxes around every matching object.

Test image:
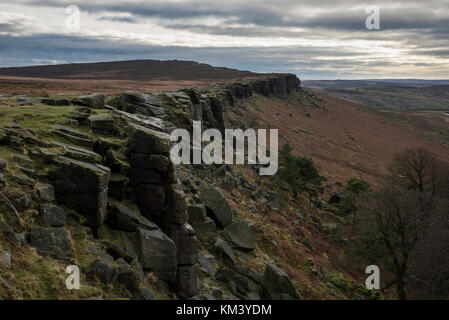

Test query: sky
[0,0,448,79]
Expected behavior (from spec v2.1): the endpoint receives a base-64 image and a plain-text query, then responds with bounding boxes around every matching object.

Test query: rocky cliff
[0,74,309,300]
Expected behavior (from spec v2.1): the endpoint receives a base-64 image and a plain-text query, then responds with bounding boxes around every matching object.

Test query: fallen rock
[136,288,157,300]
[37,183,56,202]
[90,256,118,284]
[115,258,141,293]
[214,239,236,265]
[137,227,177,281]
[75,93,105,109]
[0,221,26,246]
[217,267,261,298]
[191,217,217,236]
[30,226,73,260]
[0,250,11,269]
[187,204,207,224]
[223,221,255,252]
[13,194,32,212]
[40,97,71,106]
[262,262,300,300]
[40,204,66,227]
[200,186,233,228]
[198,253,216,277]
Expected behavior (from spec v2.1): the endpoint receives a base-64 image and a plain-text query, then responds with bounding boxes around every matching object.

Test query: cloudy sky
[0,0,448,79]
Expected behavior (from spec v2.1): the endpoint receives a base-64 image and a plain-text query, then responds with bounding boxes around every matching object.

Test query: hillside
[1,73,449,300]
[303,80,449,111]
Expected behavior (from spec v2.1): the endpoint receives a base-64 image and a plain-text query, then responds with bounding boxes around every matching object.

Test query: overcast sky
[0,0,448,79]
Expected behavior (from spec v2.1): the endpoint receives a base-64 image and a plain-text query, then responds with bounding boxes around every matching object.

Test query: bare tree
[390,148,445,196]
[353,148,448,300]
[368,186,434,299]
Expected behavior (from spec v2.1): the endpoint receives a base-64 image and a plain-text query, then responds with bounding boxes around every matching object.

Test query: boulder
[216,268,261,297]
[50,157,110,228]
[214,239,236,265]
[0,222,26,246]
[192,218,217,236]
[127,123,171,154]
[88,114,116,134]
[136,288,157,300]
[223,221,255,251]
[119,91,165,117]
[262,262,300,300]
[198,253,216,277]
[75,93,105,109]
[0,250,11,269]
[200,186,233,228]
[30,226,73,260]
[108,201,158,232]
[0,158,7,173]
[115,258,141,293]
[40,97,71,106]
[187,204,207,224]
[41,204,66,227]
[90,257,118,284]
[37,183,55,202]
[137,227,177,281]
[13,194,32,212]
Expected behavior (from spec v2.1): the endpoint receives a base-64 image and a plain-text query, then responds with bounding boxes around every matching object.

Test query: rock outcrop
[0,73,302,300]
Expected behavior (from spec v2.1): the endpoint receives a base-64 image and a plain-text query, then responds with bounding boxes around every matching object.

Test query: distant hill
[0,59,259,81]
[303,80,449,111]
[303,79,449,89]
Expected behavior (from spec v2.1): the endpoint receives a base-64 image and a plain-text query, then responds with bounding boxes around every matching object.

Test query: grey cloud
[1,0,448,79]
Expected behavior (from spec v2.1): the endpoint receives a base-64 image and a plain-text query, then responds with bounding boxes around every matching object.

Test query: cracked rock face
[137,227,177,281]
[50,156,111,228]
